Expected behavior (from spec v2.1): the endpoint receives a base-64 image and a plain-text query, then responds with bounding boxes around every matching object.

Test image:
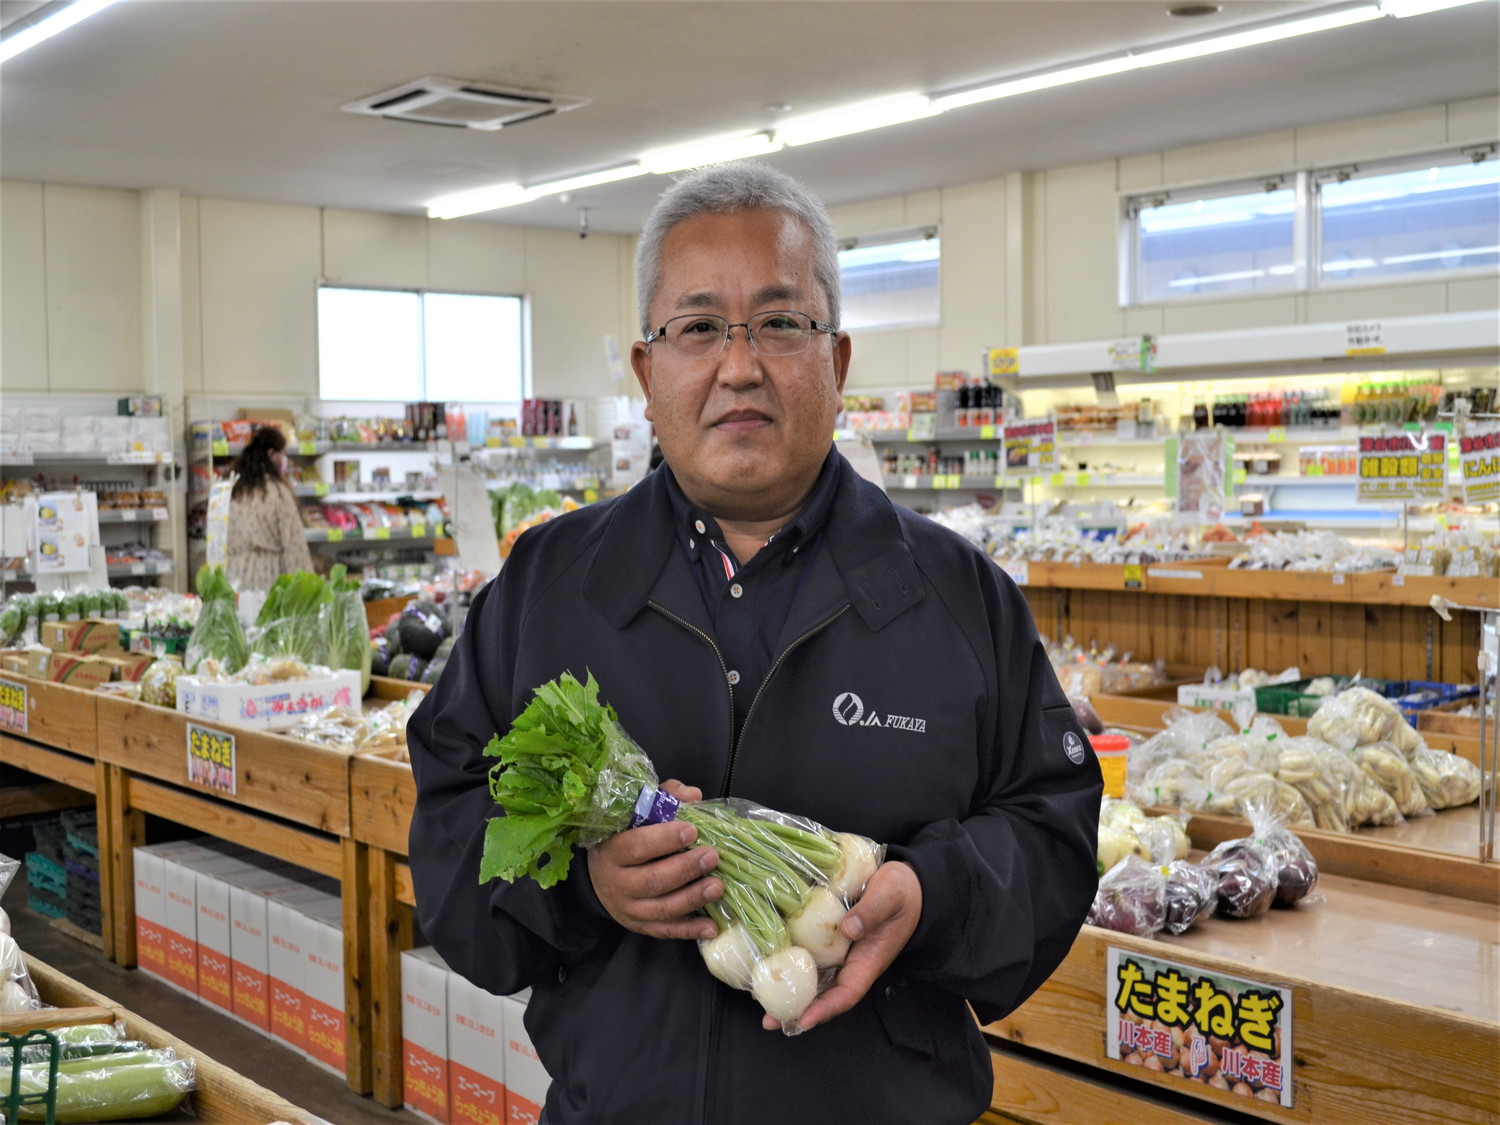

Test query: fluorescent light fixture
[0,0,118,64]
[525,164,647,197]
[1380,0,1491,15]
[427,183,529,220]
[1381,244,1500,264]
[639,132,782,175]
[934,5,1384,111]
[774,94,937,147]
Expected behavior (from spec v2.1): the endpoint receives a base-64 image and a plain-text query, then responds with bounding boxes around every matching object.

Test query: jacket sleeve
[405,562,620,997]
[884,561,1101,1024]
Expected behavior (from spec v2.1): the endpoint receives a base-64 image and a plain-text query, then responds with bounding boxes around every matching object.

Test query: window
[1131,183,1297,304]
[837,229,940,331]
[317,286,525,402]
[1122,148,1499,305]
[1317,156,1500,285]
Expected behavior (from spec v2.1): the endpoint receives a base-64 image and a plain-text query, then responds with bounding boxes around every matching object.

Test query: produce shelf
[106,560,174,577]
[97,507,171,523]
[294,485,443,501]
[303,526,447,544]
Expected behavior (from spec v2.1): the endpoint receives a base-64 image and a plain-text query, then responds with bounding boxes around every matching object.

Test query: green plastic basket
[3,1027,60,1124]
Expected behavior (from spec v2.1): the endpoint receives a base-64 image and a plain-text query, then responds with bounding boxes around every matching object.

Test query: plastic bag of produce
[1352,740,1431,817]
[1132,758,1209,811]
[322,565,373,694]
[1241,797,1320,908]
[1203,835,1278,920]
[0,931,38,1013]
[138,659,183,708]
[1409,746,1482,810]
[1087,854,1166,936]
[1199,758,1314,829]
[185,565,248,675]
[481,672,885,1034]
[252,570,332,665]
[1306,686,1398,751]
[1275,736,1352,833]
[10,1053,195,1121]
[1324,742,1403,828]
[1163,860,1217,935]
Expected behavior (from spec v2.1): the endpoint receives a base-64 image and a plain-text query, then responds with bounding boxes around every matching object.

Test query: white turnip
[750,946,819,1023]
[785,886,850,969]
[699,923,758,991]
[830,832,881,902]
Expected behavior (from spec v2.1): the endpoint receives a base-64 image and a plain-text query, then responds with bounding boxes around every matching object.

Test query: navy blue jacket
[407,452,1101,1125]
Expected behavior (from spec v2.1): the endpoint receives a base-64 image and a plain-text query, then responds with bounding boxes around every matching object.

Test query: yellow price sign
[326,527,344,542]
[211,441,229,457]
[980,425,996,440]
[1123,564,1144,590]
[313,482,330,497]
[299,441,317,456]
[372,527,391,540]
[584,488,599,503]
[1267,427,1286,444]
[508,436,527,449]
[485,437,501,448]
[410,522,426,538]
[1049,472,1066,486]
[1076,472,1091,487]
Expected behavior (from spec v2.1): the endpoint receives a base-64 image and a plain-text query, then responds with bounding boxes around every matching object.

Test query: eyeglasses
[645,310,837,359]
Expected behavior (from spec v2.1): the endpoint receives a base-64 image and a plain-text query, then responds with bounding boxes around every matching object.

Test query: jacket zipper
[723,604,850,797]
[646,598,733,1125]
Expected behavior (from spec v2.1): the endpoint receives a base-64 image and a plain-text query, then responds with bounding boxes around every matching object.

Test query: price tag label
[186,723,236,796]
[299,441,317,456]
[130,563,146,576]
[584,489,599,503]
[151,507,168,520]
[1076,472,1091,487]
[1000,561,1028,586]
[1393,574,1405,587]
[410,522,426,538]
[993,475,1006,489]
[485,437,501,448]
[534,436,554,449]
[326,528,344,542]
[1267,427,1286,444]
[0,678,27,735]
[1332,573,1346,585]
[211,440,229,457]
[1123,564,1144,590]
[1049,473,1066,486]
[313,483,330,497]
[980,425,996,440]
[932,476,948,490]
[508,436,527,449]
[1233,468,1248,484]
[372,527,391,540]
[902,474,919,490]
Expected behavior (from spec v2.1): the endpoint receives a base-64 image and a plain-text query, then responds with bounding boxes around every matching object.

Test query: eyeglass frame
[644,310,839,358]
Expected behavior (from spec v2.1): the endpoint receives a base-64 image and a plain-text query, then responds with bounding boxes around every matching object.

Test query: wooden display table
[18,953,329,1124]
[90,694,375,1097]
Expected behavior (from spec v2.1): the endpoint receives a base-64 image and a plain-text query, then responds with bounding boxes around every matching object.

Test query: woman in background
[224,425,313,591]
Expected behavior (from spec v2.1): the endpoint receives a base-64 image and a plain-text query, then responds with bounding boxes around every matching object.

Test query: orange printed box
[448,975,507,1125]
[403,946,451,1123]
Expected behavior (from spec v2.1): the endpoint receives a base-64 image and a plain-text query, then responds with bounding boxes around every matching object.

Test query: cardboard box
[268,888,337,1055]
[502,991,548,1125]
[134,840,224,984]
[300,896,347,1074]
[448,976,508,1125]
[0,652,26,676]
[226,865,318,1033]
[41,619,123,654]
[100,651,155,683]
[26,650,116,688]
[160,853,206,994]
[235,408,295,427]
[191,852,261,1014]
[176,669,361,731]
[402,946,452,1124]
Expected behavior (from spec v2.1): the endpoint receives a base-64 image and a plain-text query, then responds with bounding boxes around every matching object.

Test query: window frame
[836,225,942,334]
[1120,145,1498,308]
[315,282,529,404]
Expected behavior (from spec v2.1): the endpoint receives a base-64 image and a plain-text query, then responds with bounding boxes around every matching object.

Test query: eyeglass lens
[659,311,817,357]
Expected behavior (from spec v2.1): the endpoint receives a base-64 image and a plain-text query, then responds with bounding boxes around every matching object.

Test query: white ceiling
[1,0,1496,234]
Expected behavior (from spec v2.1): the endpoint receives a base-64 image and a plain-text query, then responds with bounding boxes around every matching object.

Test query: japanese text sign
[186,722,237,795]
[1107,947,1294,1108]
[1458,423,1500,505]
[1356,430,1447,502]
[0,678,27,735]
[1002,418,1056,478]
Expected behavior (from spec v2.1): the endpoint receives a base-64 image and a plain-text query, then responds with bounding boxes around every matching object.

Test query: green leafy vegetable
[185,565,248,674]
[252,569,332,664]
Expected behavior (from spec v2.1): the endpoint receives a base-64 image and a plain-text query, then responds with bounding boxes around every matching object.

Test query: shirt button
[883,984,897,1001]
[726,670,741,686]
[730,583,743,599]
[694,519,706,534]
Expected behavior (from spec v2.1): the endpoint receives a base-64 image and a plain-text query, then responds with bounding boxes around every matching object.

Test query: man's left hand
[762,860,923,1032]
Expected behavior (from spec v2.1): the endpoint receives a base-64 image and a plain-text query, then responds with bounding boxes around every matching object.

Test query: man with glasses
[408,162,1101,1124]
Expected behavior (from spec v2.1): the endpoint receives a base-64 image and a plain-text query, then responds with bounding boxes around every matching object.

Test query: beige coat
[225,481,314,592]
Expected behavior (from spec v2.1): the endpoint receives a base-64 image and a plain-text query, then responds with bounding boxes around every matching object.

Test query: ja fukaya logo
[831,692,926,733]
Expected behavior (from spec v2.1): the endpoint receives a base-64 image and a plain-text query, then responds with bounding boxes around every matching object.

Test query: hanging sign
[33,492,95,574]
[206,478,235,569]
[987,347,1019,378]
[1345,320,1385,356]
[186,722,237,796]
[0,678,27,735]
[1168,431,1228,523]
[1002,418,1056,478]
[1108,947,1294,1108]
[1107,335,1157,373]
[1457,423,1500,505]
[1356,430,1447,502]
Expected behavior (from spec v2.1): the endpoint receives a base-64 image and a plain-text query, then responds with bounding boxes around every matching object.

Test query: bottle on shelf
[1193,396,1209,430]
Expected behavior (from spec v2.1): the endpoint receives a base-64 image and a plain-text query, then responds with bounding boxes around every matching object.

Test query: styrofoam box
[298,895,348,1075]
[1176,683,1257,712]
[401,946,451,1124]
[448,974,508,1125]
[502,991,548,1125]
[176,669,361,731]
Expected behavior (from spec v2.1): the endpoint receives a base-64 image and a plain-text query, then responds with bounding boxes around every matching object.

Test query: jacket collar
[582,451,925,633]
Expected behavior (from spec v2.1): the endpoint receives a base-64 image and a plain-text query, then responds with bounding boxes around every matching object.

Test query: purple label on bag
[628,784,681,829]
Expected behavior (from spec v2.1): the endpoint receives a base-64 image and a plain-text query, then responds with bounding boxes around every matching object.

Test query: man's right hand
[586,779,721,941]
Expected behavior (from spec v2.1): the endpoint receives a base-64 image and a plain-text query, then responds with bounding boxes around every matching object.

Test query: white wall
[2,95,1495,402]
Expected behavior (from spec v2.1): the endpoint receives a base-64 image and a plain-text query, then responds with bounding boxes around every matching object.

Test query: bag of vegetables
[185,565,248,675]
[321,565,372,694]
[252,570,332,665]
[480,672,884,1033]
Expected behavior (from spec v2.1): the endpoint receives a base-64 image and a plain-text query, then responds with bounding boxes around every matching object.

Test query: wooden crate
[1348,571,1498,610]
[0,675,99,756]
[1417,699,1487,740]
[20,954,328,1125]
[95,695,351,836]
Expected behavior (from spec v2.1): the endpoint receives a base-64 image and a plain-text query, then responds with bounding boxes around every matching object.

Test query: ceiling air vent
[341,76,589,131]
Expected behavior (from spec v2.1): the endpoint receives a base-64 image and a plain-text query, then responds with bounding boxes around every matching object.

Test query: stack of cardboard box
[17,619,156,686]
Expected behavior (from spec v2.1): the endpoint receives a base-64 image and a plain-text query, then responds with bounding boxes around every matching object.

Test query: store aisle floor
[7,878,417,1124]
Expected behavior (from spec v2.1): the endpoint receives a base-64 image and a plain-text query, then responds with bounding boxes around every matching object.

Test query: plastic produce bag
[1132,759,1209,811]
[1352,741,1431,817]
[1203,834,1278,920]
[481,672,885,1033]
[1306,686,1398,751]
[1242,797,1320,908]
[1324,744,1403,828]
[1086,855,1166,936]
[1275,736,1352,832]
[1409,747,1482,810]
[322,567,373,694]
[1163,860,1217,935]
[9,1054,195,1121]
[184,565,248,676]
[138,659,183,708]
[0,931,38,1013]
